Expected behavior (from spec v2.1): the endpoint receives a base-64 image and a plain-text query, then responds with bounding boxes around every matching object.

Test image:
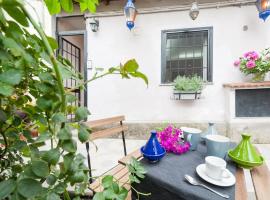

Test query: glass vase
[206,123,218,135]
[252,73,266,82]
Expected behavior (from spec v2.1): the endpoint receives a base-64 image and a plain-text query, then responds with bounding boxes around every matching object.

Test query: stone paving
[79,139,270,200]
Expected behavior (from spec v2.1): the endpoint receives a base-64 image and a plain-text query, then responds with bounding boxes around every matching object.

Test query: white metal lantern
[190,2,199,20]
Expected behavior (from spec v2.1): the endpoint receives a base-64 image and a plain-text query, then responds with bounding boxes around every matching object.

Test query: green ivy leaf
[31,160,49,178]
[62,139,77,153]
[0,69,23,85]
[46,36,58,50]
[0,179,16,199]
[2,37,22,56]
[0,82,13,96]
[23,166,40,179]
[103,188,116,199]
[42,148,61,165]
[44,0,61,15]
[52,113,66,123]
[118,187,128,200]
[17,178,43,198]
[46,192,61,200]
[60,0,74,13]
[35,131,51,143]
[130,71,149,85]
[36,96,53,111]
[63,153,74,173]
[75,107,90,121]
[102,175,113,189]
[69,171,85,184]
[57,126,72,140]
[2,5,29,27]
[123,59,139,72]
[46,174,57,186]
[93,192,105,200]
[78,125,89,143]
[39,72,54,83]
[53,182,67,194]
[112,182,119,194]
[66,94,77,103]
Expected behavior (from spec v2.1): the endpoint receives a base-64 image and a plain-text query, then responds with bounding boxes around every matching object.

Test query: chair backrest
[84,115,128,140]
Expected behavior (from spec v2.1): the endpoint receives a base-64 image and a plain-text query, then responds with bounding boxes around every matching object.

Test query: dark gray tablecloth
[132,142,236,200]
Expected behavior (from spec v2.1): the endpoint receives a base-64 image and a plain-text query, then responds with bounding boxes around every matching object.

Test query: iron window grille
[161,27,213,83]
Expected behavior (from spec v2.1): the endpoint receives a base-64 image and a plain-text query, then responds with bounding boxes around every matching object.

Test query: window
[161,27,213,83]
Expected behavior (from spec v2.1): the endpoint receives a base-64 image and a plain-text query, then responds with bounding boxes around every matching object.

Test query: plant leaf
[57,126,72,140]
[2,5,29,27]
[93,192,105,200]
[47,192,61,200]
[46,174,57,186]
[52,113,66,123]
[42,148,61,165]
[44,0,61,15]
[102,175,113,189]
[0,69,23,85]
[62,139,77,153]
[60,0,74,13]
[17,178,43,198]
[0,179,16,199]
[75,107,90,121]
[130,71,148,85]
[123,59,139,72]
[46,36,58,50]
[2,37,22,56]
[78,125,89,143]
[31,160,49,178]
[0,82,13,96]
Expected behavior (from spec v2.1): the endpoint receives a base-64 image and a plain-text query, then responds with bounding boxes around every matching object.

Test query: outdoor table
[130,142,245,200]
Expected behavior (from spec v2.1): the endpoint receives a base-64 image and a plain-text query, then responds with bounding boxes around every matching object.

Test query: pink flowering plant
[234,48,270,81]
[157,125,190,154]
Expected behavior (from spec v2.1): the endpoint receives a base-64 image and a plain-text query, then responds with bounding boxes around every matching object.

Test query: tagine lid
[229,133,263,163]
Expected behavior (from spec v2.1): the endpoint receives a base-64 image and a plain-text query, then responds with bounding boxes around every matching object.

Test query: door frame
[56,29,88,108]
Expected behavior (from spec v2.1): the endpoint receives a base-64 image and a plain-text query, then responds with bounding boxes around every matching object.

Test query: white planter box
[173,91,201,100]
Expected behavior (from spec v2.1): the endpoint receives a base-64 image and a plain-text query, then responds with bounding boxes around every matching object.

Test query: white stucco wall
[27,0,53,36]
[86,5,270,123]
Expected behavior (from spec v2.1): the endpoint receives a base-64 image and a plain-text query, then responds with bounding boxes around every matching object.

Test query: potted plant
[234,49,270,82]
[173,75,203,100]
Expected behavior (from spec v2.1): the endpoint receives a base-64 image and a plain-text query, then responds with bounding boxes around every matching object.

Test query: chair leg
[85,142,93,183]
[120,121,127,156]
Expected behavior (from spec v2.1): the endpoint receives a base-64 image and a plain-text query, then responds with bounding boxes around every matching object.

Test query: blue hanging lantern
[124,0,137,30]
[256,0,270,21]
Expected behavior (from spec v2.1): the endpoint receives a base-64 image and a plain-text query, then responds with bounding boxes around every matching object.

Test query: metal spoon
[185,175,230,199]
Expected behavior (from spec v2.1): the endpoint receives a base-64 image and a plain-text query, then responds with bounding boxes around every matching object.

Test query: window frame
[161,27,213,84]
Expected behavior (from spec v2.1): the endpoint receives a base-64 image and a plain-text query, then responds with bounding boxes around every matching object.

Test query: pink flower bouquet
[157,125,190,154]
[234,49,270,81]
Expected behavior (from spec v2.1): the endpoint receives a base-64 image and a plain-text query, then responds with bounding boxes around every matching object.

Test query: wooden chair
[84,115,130,196]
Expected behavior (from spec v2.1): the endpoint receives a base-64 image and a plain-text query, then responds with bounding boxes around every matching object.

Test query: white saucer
[196,164,236,187]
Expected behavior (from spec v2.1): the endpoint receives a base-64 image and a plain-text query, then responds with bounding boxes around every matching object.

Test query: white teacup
[205,156,230,180]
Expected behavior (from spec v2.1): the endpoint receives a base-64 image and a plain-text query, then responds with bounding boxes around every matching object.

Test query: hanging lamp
[124,0,137,30]
[256,0,270,21]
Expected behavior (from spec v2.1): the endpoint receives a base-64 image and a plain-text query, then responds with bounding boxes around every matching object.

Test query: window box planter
[173,90,201,100]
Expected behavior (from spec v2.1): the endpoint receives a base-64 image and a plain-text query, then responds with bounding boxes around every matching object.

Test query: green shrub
[173,75,203,92]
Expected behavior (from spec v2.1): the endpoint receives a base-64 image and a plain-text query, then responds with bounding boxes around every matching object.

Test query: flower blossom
[246,60,256,68]
[233,60,240,67]
[157,125,190,155]
[244,51,259,60]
